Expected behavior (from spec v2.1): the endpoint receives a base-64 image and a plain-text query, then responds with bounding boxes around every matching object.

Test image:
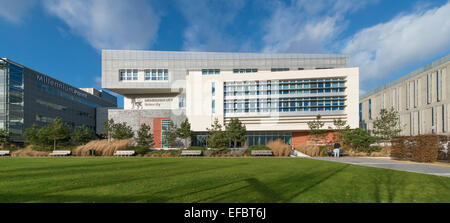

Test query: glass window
[133,70,138,80]
[158,69,163,80]
[152,70,157,80]
[145,70,150,80]
[164,69,168,80]
[120,70,125,80]
[126,70,132,80]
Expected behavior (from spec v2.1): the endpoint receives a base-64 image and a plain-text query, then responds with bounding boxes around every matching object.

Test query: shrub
[187,146,206,150]
[129,145,150,155]
[391,135,442,162]
[267,139,291,157]
[204,148,229,157]
[391,136,413,159]
[295,144,320,157]
[412,135,439,162]
[359,146,382,155]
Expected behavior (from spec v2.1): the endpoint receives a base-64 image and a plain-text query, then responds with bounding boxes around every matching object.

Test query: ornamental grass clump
[11,145,49,157]
[72,139,134,156]
[295,144,320,157]
[267,139,290,156]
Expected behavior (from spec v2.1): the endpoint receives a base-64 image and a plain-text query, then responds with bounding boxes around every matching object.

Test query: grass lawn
[0,157,449,203]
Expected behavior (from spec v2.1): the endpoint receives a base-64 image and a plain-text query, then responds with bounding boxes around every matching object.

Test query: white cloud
[177,0,246,51]
[43,0,160,51]
[343,2,450,92]
[0,0,35,23]
[262,0,374,53]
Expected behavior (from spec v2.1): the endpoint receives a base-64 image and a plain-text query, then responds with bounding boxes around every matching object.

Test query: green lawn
[0,157,449,203]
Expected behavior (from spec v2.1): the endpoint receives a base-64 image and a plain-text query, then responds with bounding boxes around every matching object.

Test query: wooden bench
[0,150,10,156]
[251,150,273,156]
[114,150,135,157]
[49,150,71,156]
[181,150,202,156]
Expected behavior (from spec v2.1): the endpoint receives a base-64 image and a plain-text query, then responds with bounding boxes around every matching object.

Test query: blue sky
[1,0,449,108]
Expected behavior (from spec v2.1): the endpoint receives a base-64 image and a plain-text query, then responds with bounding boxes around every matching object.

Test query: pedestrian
[333,142,341,157]
[326,148,332,157]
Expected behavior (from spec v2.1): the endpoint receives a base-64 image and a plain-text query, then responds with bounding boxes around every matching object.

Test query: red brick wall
[153,117,170,149]
[292,131,337,147]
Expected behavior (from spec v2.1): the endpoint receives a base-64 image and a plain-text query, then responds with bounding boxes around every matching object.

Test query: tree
[206,118,228,149]
[71,125,93,145]
[225,118,247,148]
[0,128,9,148]
[47,117,71,150]
[111,122,134,140]
[331,118,350,143]
[103,119,115,142]
[163,121,178,148]
[372,108,401,141]
[136,123,154,147]
[307,115,327,143]
[24,124,40,145]
[176,118,193,148]
[343,128,377,152]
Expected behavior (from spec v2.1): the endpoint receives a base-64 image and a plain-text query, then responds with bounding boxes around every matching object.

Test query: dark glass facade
[0,61,24,141]
[0,58,117,142]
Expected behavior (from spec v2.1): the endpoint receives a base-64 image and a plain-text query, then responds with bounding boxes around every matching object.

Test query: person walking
[333,142,341,158]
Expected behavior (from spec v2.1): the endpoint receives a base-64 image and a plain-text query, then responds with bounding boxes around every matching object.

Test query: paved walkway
[312,157,450,177]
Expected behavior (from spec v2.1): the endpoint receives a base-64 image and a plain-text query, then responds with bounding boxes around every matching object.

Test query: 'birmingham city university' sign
[130,97,179,110]
[36,74,88,98]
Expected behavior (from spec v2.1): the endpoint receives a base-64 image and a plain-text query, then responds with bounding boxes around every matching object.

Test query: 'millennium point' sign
[36,74,88,98]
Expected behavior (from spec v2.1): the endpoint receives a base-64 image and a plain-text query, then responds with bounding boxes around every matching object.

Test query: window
[233,68,257,73]
[119,69,138,81]
[212,82,215,96]
[212,99,215,114]
[432,107,435,133]
[427,74,431,104]
[271,68,289,72]
[179,97,185,108]
[406,83,409,109]
[359,103,362,122]
[436,71,440,102]
[152,70,157,80]
[410,113,413,135]
[145,70,150,80]
[369,99,372,120]
[413,79,417,108]
[161,120,171,148]
[145,69,168,81]
[202,69,220,75]
[443,104,446,133]
[418,111,421,135]
[120,70,125,81]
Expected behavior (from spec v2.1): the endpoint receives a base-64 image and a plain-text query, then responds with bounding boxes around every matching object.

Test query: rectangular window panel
[164,69,168,80]
[145,70,150,80]
[133,70,138,80]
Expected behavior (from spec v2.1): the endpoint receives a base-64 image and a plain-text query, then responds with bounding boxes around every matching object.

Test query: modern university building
[99,50,359,148]
[0,58,117,142]
[359,54,450,136]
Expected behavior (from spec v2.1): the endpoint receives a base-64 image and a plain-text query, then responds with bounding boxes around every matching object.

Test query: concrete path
[312,157,450,177]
